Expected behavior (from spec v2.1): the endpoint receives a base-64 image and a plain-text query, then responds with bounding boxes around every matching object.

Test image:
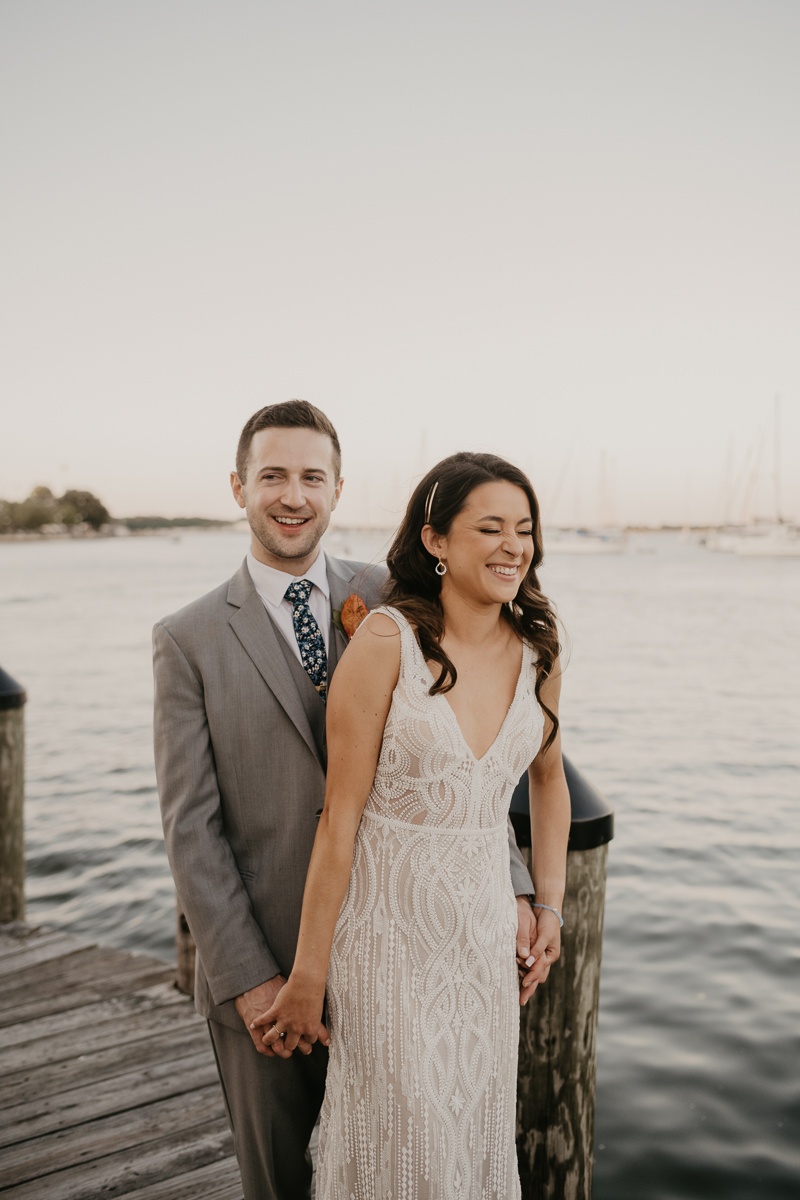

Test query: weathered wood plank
[0,945,116,994]
[1,1084,226,1187]
[0,964,176,1028]
[0,981,185,1051]
[0,1050,218,1146]
[0,924,83,953]
[0,924,239,1199]
[0,943,171,1000]
[0,994,197,1075]
[0,1025,210,1109]
[0,956,175,1005]
[122,1158,242,1200]
[0,935,90,977]
[0,922,44,950]
[0,1118,233,1199]
[0,928,75,956]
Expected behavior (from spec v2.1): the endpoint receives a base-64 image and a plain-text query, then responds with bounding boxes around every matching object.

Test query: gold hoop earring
[435,558,447,577]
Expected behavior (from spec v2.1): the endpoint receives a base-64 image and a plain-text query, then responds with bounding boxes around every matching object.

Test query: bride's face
[427,480,535,606]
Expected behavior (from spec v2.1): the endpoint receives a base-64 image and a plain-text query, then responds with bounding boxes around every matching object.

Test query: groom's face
[231,426,343,570]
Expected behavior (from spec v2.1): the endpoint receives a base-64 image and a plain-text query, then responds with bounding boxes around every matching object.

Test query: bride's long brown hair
[384,452,561,752]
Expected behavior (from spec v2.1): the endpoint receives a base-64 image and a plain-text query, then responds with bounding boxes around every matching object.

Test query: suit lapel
[326,556,356,669]
[227,563,322,767]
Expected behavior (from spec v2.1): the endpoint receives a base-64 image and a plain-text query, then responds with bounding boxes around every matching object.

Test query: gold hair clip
[424,481,439,526]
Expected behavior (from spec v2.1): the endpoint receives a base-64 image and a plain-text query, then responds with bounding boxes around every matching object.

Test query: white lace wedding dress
[316,606,543,1200]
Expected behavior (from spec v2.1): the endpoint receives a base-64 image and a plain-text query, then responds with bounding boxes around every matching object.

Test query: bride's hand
[251,976,330,1059]
[517,908,562,1005]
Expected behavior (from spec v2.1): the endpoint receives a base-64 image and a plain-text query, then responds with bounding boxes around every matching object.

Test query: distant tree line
[123,516,230,530]
[0,488,234,535]
[0,487,110,533]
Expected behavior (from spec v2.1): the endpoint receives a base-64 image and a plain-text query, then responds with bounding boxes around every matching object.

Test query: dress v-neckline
[420,639,529,764]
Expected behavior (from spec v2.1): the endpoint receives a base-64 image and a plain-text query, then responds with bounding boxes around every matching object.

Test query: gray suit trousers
[208,1020,328,1200]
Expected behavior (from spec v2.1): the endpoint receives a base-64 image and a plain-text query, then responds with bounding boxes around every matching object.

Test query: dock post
[510,756,614,1200]
[176,903,196,995]
[0,668,27,924]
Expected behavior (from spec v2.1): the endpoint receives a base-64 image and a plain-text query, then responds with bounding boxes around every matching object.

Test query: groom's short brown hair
[236,399,342,483]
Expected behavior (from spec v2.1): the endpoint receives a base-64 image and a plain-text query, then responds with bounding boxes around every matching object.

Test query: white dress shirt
[246,549,331,665]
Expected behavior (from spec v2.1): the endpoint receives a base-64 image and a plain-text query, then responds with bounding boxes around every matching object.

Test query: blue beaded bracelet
[532,902,564,928]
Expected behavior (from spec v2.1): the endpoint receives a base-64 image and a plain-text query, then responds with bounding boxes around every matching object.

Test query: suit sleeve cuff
[206,952,282,1007]
[510,858,535,896]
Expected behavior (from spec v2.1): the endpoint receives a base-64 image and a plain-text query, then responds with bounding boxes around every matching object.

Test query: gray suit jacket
[153,554,533,1031]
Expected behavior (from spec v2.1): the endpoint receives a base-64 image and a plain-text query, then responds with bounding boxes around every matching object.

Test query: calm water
[1,530,798,1199]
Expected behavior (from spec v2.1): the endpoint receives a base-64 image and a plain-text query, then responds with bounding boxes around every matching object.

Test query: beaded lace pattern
[316,606,544,1199]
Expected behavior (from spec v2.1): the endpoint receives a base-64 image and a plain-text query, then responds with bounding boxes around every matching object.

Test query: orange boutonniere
[332,594,370,639]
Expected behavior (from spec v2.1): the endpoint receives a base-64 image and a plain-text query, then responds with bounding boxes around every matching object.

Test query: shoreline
[2,522,795,546]
[0,525,243,544]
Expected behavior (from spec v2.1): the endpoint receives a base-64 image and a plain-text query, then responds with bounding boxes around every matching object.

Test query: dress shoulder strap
[365,605,411,635]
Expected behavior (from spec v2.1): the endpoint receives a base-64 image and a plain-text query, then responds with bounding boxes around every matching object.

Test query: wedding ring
[272,1023,286,1039]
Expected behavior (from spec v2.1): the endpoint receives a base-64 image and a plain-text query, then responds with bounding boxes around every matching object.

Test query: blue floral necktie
[284,579,328,701]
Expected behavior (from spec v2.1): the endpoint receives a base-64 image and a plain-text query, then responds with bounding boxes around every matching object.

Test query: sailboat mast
[773,395,783,524]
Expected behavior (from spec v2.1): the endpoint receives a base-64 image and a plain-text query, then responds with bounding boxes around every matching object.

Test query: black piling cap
[509,753,614,852]
[0,668,27,712]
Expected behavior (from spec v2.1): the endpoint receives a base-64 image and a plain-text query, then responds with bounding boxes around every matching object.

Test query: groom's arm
[507,816,534,896]
[153,621,280,1005]
[508,818,539,999]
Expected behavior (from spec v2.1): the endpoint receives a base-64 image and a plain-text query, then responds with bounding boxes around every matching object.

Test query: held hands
[236,975,329,1058]
[240,901,560,1055]
[251,974,330,1060]
[515,896,562,1005]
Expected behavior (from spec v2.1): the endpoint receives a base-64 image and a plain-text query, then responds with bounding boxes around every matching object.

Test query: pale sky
[1,0,798,528]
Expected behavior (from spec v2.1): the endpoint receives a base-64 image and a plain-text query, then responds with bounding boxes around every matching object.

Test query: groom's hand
[236,977,288,1057]
[515,895,540,1006]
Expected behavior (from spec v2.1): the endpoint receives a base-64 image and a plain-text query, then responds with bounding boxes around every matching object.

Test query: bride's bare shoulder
[340,611,403,669]
[331,610,401,704]
[354,610,404,640]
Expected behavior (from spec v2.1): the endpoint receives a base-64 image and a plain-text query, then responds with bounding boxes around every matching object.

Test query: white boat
[706,524,800,558]
[733,525,800,557]
[544,528,628,555]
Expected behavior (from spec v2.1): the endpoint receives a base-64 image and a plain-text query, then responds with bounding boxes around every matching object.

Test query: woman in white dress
[256,452,571,1198]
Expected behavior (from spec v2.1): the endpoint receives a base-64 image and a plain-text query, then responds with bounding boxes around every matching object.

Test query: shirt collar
[247,548,330,610]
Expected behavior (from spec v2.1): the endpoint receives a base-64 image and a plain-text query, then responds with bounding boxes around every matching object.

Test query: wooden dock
[0,921,244,1198]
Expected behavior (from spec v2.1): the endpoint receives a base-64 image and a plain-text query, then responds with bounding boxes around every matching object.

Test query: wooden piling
[510,756,614,1200]
[0,668,26,924]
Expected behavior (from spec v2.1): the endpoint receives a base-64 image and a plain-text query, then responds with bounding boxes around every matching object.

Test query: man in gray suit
[153,400,536,1199]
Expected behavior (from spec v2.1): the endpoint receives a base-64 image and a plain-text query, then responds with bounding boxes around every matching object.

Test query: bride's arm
[253,613,401,1058]
[518,658,571,1005]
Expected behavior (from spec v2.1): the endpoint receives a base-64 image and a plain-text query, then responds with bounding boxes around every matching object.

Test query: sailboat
[544,449,628,554]
[728,523,800,557]
[707,398,800,557]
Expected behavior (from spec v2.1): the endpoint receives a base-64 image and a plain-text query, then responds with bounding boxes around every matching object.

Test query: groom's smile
[266,509,316,540]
